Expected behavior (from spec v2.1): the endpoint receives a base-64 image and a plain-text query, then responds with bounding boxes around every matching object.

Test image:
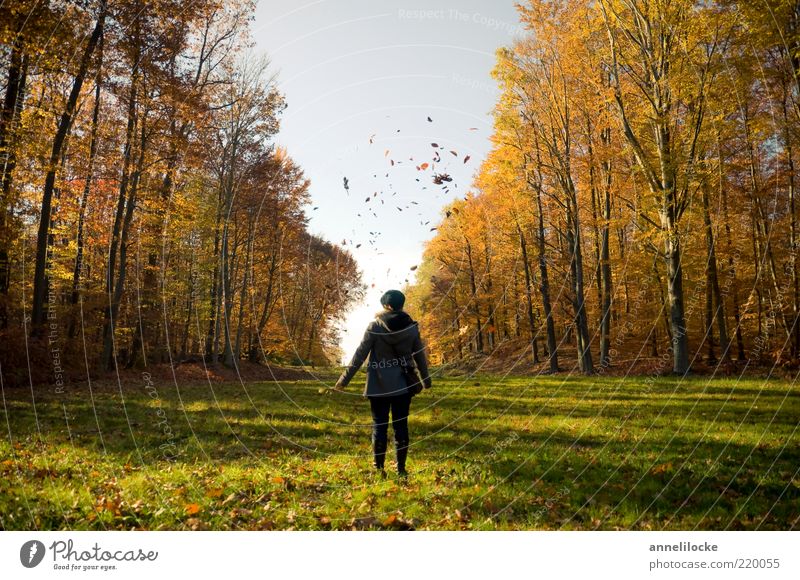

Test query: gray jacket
[338,310,431,397]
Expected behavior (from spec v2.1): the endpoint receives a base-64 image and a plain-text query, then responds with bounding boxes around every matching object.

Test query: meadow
[1,373,798,530]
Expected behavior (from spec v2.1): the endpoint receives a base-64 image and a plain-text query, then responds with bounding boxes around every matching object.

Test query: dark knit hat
[380,289,405,311]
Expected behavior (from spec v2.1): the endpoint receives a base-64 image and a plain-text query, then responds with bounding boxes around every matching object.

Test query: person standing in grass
[335,289,431,478]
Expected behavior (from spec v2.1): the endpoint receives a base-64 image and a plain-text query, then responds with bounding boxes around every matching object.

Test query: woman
[335,289,431,477]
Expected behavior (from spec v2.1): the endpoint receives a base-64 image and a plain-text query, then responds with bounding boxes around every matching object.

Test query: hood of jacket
[374,310,416,345]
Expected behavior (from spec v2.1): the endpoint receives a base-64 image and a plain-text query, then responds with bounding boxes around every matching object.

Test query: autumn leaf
[185,503,201,516]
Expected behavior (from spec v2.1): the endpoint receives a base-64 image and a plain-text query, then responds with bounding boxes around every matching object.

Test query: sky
[251,0,523,362]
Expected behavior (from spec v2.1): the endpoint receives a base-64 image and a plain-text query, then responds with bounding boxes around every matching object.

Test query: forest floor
[1,372,798,530]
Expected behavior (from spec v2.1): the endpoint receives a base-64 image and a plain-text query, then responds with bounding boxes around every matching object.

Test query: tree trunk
[206,199,222,364]
[0,40,28,329]
[101,50,143,371]
[700,176,729,363]
[69,45,103,338]
[32,4,106,333]
[233,217,254,365]
[518,225,539,364]
[565,183,594,374]
[464,236,484,353]
[535,184,558,372]
[599,126,613,367]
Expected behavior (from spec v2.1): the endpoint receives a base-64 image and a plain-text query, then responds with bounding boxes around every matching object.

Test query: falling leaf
[431,142,439,147]
[410,265,418,271]
[427,116,433,122]
[185,503,201,515]
[433,173,453,184]
[464,155,471,164]
[419,162,429,170]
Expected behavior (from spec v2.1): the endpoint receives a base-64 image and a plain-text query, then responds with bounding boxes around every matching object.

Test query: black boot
[396,440,409,477]
[373,437,387,472]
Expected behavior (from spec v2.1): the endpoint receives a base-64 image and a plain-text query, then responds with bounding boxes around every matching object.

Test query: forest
[0,0,363,385]
[407,0,800,375]
[5,0,800,383]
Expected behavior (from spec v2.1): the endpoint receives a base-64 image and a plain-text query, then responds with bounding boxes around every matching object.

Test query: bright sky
[251,0,522,362]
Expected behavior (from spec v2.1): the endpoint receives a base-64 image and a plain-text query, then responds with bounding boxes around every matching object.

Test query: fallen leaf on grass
[185,503,201,516]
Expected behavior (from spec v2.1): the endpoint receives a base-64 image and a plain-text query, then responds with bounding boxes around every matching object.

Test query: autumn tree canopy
[0,0,363,382]
[407,0,800,374]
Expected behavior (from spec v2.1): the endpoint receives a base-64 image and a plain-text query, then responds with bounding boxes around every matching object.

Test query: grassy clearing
[1,373,798,530]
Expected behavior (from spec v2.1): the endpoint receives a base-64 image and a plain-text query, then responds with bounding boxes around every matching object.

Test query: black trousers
[368,393,411,468]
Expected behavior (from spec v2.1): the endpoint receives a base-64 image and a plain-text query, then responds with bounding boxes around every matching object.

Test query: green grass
[1,373,799,530]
